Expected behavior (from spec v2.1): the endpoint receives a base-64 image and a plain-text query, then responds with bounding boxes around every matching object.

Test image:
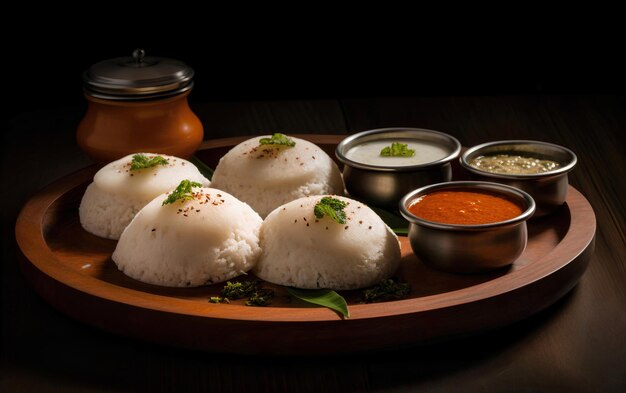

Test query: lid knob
[132,48,146,65]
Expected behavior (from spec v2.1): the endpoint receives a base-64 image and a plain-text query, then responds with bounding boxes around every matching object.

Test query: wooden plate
[15,135,596,355]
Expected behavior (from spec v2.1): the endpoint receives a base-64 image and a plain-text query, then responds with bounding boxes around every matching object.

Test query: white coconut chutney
[345,139,450,167]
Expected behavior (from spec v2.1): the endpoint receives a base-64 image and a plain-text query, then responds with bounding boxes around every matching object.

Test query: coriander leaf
[361,279,411,303]
[162,179,203,206]
[130,154,169,170]
[314,197,347,224]
[209,296,229,304]
[245,288,274,307]
[380,142,415,157]
[221,281,259,300]
[287,288,350,319]
[188,155,214,181]
[259,133,296,147]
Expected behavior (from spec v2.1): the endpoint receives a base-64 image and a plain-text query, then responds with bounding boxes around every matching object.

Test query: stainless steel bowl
[460,140,577,217]
[335,128,461,207]
[399,181,536,274]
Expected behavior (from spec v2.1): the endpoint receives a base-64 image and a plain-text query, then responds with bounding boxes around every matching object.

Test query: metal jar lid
[83,49,194,100]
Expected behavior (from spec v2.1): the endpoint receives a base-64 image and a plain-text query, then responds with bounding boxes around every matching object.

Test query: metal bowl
[459,140,577,217]
[399,181,536,274]
[335,128,461,208]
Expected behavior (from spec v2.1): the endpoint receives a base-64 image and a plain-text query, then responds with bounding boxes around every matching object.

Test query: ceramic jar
[77,49,203,163]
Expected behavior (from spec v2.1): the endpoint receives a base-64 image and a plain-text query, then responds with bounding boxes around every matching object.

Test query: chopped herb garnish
[361,279,411,303]
[380,142,415,157]
[162,179,203,206]
[245,288,274,307]
[287,288,350,319]
[314,197,347,224]
[221,281,259,300]
[215,281,273,306]
[259,133,296,147]
[130,154,169,170]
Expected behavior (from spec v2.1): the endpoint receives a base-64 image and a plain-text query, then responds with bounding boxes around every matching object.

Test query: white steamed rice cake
[254,195,401,290]
[210,135,344,217]
[79,153,210,239]
[112,186,262,287]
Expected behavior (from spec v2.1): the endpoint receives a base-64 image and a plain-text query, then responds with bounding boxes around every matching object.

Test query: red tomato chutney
[408,190,523,225]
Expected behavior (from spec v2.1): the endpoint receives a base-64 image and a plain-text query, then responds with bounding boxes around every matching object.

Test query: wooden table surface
[2,94,625,392]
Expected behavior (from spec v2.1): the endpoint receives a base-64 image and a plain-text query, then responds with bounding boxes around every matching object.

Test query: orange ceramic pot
[77,91,203,163]
[78,49,203,163]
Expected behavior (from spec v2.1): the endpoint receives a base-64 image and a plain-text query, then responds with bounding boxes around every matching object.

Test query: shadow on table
[2,280,580,393]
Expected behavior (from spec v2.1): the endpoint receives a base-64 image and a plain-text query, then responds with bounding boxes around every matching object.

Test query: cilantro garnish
[245,288,274,307]
[130,154,169,170]
[314,197,347,224]
[380,142,415,157]
[162,179,203,206]
[361,279,411,303]
[221,281,259,300]
[215,281,274,307]
[259,133,296,147]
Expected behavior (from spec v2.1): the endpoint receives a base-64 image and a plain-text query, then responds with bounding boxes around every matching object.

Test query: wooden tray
[15,135,596,355]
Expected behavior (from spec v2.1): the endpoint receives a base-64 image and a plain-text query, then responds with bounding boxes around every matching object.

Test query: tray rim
[15,135,596,324]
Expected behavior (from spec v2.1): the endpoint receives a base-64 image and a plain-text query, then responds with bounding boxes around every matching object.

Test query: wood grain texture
[3,96,626,392]
[15,136,595,355]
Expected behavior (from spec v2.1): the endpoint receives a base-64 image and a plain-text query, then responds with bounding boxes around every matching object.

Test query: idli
[112,182,263,287]
[210,134,344,217]
[254,195,401,290]
[79,153,210,240]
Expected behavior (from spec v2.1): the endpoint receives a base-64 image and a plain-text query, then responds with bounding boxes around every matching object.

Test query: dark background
[3,22,626,392]
[5,25,625,117]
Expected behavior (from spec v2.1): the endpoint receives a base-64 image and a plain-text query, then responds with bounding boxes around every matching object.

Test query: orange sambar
[408,190,523,225]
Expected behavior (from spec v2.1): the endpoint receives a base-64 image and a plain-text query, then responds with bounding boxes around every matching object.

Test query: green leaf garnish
[314,197,347,224]
[259,133,296,147]
[368,206,409,235]
[287,288,350,319]
[245,288,274,307]
[221,281,259,300]
[188,155,214,181]
[217,281,273,307]
[130,154,169,170]
[361,279,411,303]
[380,142,415,157]
[162,179,203,206]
